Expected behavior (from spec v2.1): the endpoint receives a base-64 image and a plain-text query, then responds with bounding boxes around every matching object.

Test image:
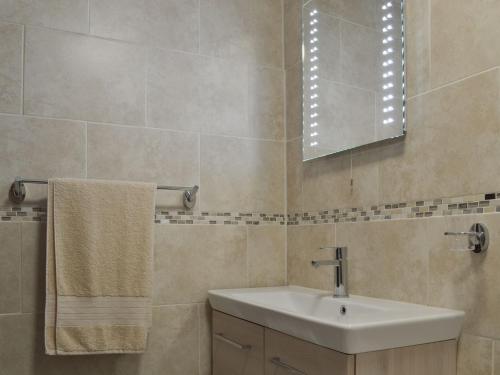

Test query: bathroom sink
[208,286,464,354]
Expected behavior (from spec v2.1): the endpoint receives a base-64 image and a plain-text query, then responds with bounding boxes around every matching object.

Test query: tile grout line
[20,24,25,115]
[87,0,91,34]
[18,223,23,314]
[197,303,201,375]
[282,0,289,285]
[492,340,495,375]
[0,111,287,144]
[84,122,88,178]
[408,66,499,101]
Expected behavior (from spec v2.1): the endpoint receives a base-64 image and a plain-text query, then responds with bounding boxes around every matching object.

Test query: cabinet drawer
[212,311,265,375]
[265,329,355,375]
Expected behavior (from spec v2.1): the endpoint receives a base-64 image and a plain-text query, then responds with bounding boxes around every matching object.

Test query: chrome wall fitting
[444,223,489,253]
[9,177,199,210]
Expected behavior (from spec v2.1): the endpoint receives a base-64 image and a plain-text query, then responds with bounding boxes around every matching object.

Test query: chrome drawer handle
[270,357,307,375]
[214,333,252,350]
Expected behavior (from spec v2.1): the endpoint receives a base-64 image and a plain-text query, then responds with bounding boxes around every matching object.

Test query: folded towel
[45,178,156,355]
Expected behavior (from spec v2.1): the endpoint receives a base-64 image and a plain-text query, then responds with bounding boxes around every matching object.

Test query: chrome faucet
[311,246,348,298]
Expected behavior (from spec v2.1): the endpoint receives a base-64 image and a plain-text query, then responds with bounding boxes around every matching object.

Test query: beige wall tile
[0,0,89,33]
[457,334,492,375]
[0,223,21,314]
[199,302,212,375]
[0,115,86,205]
[200,0,283,69]
[21,223,46,313]
[284,0,302,69]
[0,314,38,375]
[24,27,146,125]
[147,48,247,136]
[287,224,335,290]
[431,0,500,88]
[135,305,199,375]
[200,135,284,213]
[248,66,284,141]
[405,0,430,97]
[0,22,22,114]
[153,225,247,304]
[302,152,351,211]
[285,62,303,140]
[0,308,199,375]
[350,149,380,207]
[90,0,199,52]
[247,225,286,287]
[428,213,500,338]
[379,69,500,204]
[286,137,303,214]
[87,124,199,209]
[336,219,429,304]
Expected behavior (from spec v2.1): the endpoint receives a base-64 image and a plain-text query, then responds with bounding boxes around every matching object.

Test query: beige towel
[45,178,156,355]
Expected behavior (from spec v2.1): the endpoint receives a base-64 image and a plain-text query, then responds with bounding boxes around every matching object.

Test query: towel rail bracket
[9,177,199,209]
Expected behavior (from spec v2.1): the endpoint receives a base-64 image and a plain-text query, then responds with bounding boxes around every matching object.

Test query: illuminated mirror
[302,0,406,161]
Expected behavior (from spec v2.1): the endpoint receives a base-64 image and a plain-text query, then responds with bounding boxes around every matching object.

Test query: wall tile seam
[0,112,287,143]
[408,66,499,101]
[20,22,284,73]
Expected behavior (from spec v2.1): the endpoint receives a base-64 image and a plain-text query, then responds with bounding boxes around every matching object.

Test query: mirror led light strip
[308,8,319,147]
[381,1,395,126]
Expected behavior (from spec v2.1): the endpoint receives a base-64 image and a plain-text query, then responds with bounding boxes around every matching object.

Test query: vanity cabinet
[212,310,265,375]
[212,310,457,375]
[265,329,354,375]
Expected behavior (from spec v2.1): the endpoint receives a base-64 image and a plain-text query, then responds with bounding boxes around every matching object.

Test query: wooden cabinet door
[264,329,355,375]
[355,340,457,375]
[212,311,265,375]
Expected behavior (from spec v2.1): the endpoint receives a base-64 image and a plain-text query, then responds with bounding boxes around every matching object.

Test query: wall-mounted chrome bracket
[444,223,489,253]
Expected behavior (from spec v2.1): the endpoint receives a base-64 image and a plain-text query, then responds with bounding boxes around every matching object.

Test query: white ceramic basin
[208,286,464,354]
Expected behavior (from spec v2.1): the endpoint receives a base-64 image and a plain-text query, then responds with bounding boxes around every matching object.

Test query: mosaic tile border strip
[0,207,286,226]
[287,192,500,225]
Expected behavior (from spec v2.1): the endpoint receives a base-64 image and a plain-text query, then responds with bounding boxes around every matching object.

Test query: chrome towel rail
[9,177,199,209]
